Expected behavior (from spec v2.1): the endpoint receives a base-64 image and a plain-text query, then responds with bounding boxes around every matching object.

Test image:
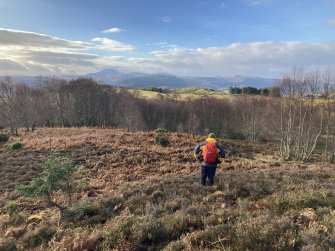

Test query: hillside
[96,70,276,90]
[131,87,228,100]
[0,128,334,250]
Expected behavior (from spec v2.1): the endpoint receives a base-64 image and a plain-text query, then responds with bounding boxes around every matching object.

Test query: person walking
[194,133,225,186]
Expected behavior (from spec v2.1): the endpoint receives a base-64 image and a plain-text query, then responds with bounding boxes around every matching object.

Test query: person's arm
[216,144,226,163]
[194,142,204,161]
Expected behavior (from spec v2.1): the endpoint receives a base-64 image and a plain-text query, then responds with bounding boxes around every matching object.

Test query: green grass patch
[9,141,23,150]
[271,189,335,214]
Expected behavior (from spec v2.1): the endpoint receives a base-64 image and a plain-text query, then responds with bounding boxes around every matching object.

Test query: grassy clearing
[0,128,334,250]
[129,88,229,100]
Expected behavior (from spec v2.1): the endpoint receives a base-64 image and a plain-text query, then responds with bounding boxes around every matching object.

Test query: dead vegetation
[0,128,334,250]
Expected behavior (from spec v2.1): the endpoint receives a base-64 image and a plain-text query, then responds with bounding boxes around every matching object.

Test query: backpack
[203,142,217,164]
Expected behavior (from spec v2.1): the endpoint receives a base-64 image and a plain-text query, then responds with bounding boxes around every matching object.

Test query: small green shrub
[131,218,167,247]
[161,212,204,240]
[181,224,231,249]
[28,226,56,248]
[232,214,301,250]
[155,135,169,147]
[154,128,168,134]
[165,199,181,212]
[151,190,164,202]
[127,195,146,214]
[108,216,137,249]
[108,213,203,250]
[64,200,99,222]
[0,134,9,143]
[0,239,17,251]
[99,196,125,221]
[9,141,23,150]
[272,189,335,214]
[17,155,75,221]
[5,202,26,224]
[5,202,21,218]
[154,128,169,147]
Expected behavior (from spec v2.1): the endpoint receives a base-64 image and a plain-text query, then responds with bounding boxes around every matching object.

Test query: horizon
[1,67,278,80]
[1,0,335,78]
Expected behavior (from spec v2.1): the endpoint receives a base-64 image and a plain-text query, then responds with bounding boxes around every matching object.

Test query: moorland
[0,128,334,251]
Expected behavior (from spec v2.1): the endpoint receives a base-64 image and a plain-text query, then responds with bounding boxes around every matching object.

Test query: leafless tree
[279,68,324,161]
[320,70,335,162]
[235,96,264,141]
[0,77,16,133]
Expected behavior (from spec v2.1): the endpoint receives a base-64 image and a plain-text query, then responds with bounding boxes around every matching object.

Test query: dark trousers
[201,165,217,186]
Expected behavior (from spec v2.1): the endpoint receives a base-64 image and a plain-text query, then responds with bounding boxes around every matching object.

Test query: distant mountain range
[87,68,277,90]
[0,68,277,90]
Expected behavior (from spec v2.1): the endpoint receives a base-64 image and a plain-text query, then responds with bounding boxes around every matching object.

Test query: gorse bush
[0,134,9,143]
[154,128,169,147]
[9,141,23,150]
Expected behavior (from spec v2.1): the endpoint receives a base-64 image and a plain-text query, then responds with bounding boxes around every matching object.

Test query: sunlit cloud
[0,28,92,50]
[149,41,178,48]
[101,27,126,33]
[121,41,335,77]
[92,37,135,52]
[1,28,335,78]
[0,28,133,75]
[0,59,28,72]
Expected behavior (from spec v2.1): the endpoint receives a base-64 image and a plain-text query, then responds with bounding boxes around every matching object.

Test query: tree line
[0,68,334,162]
[228,86,280,96]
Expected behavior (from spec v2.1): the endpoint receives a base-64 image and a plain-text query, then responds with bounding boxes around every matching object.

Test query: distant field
[0,128,334,250]
[130,87,229,100]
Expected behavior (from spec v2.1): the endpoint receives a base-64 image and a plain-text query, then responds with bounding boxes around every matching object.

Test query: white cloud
[18,50,99,66]
[0,28,136,76]
[0,59,28,73]
[92,37,135,52]
[101,28,126,33]
[1,28,335,78]
[118,41,335,77]
[0,28,92,49]
[149,41,178,48]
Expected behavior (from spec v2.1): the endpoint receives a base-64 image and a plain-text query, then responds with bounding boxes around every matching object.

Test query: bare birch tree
[279,68,324,161]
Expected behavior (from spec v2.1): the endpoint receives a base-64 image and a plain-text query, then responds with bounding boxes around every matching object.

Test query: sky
[0,0,335,77]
